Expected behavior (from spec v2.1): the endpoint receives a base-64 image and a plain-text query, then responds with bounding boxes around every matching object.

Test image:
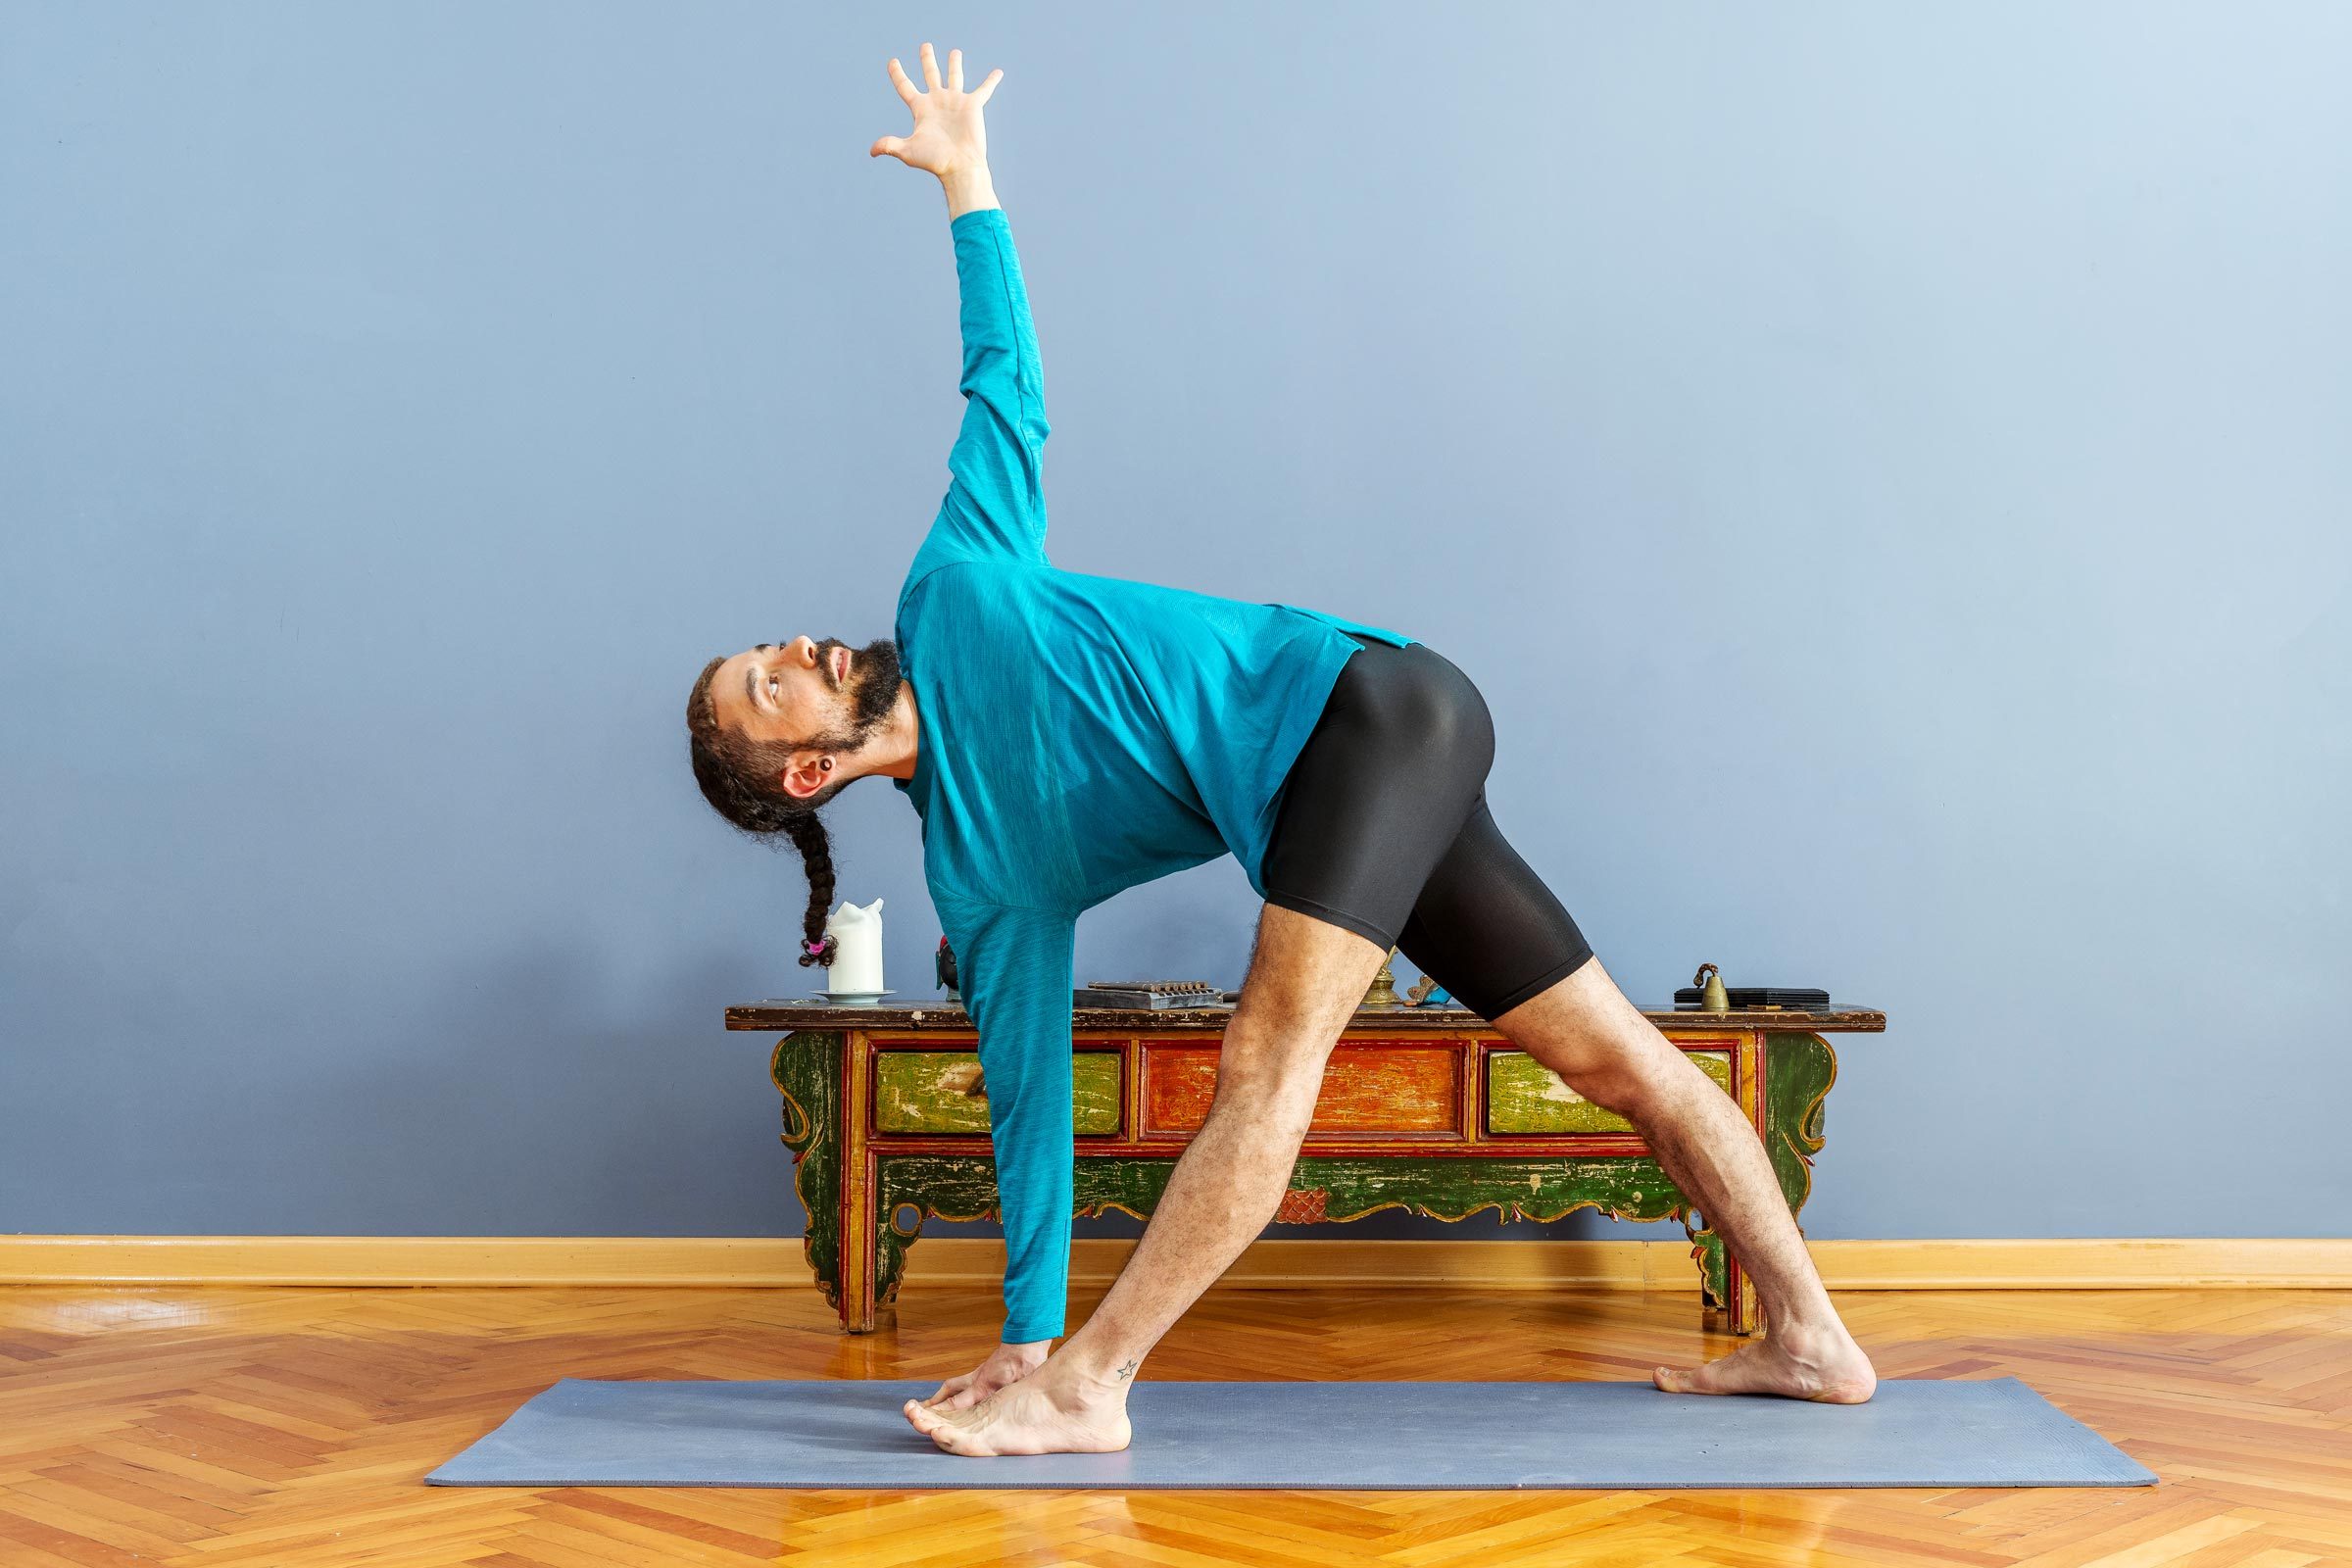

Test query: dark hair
[686,654,848,968]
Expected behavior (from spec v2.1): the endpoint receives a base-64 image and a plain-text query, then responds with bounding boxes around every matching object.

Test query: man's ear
[776,753,831,801]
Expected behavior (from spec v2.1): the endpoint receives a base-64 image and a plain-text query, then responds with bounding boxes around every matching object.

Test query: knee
[1560,1058,1655,1119]
[1568,1044,1731,1125]
[1529,1030,1684,1120]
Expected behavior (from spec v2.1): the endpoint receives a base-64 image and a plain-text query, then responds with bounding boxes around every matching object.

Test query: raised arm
[872,43,1051,574]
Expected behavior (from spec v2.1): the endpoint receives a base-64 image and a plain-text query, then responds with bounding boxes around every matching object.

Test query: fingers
[922,1371,994,1410]
[869,135,907,162]
[894,44,994,104]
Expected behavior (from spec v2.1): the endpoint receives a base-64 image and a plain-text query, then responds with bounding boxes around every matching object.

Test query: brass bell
[1693,962,1730,1014]
[1362,948,1403,1007]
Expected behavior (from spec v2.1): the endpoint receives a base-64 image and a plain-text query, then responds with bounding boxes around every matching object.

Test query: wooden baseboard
[1,1235,2346,1290]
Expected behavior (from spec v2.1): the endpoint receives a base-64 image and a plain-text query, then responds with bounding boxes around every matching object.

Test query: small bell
[1694,961,1730,1014]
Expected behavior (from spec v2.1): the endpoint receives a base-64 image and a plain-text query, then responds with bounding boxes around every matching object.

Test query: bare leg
[1493,957,1877,1401]
[904,904,1388,1454]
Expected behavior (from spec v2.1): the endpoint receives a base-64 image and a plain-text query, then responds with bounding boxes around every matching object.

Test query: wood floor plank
[0,1282,2343,1565]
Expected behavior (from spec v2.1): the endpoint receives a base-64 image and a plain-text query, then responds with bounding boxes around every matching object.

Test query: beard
[796,636,903,756]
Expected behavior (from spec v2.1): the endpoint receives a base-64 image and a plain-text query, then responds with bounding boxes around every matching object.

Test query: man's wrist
[1000,1337,1052,1363]
[942,165,999,220]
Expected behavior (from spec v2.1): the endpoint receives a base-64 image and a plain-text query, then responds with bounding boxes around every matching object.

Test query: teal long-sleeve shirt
[893,207,1414,1344]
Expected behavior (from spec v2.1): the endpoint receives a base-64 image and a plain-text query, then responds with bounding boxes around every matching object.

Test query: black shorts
[1258,637,1595,1022]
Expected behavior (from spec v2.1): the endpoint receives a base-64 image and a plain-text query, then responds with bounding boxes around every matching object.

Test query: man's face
[710,636,903,799]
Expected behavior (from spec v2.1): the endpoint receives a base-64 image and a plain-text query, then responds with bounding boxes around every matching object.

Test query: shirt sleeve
[908,207,1052,584]
[938,893,1076,1344]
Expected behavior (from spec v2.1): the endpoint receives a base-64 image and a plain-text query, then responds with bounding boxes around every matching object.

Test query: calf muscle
[1052,905,1387,1381]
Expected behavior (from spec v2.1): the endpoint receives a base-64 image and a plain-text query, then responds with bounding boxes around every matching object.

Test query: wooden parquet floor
[0,1280,2346,1566]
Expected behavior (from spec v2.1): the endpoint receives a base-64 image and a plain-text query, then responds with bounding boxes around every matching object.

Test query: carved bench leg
[772,1030,865,1332]
[841,1156,880,1334]
[1727,1248,1757,1335]
[875,1197,921,1319]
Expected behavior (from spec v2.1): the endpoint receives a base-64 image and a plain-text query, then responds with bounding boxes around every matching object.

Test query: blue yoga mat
[427,1376,2156,1490]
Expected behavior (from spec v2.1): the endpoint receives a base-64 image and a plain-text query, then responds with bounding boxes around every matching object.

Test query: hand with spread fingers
[870,41,1004,212]
[916,1338,1052,1414]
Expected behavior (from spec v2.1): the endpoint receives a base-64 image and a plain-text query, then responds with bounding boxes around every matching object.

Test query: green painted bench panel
[1487,1048,1733,1134]
[874,1051,1123,1135]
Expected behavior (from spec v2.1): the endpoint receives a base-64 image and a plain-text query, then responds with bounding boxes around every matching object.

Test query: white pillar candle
[822,897,886,994]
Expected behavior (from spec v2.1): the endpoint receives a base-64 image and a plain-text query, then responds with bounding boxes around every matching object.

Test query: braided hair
[685,654,849,968]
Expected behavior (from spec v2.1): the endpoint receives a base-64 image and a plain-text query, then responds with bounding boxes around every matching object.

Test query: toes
[905,1397,995,1454]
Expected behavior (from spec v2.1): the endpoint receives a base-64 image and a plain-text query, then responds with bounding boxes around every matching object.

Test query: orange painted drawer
[1143,1041,1462,1136]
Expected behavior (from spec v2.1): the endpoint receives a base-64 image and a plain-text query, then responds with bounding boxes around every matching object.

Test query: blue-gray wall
[4,4,2345,1247]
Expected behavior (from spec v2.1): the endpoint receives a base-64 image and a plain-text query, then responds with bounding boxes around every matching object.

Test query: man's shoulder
[901,551,1054,606]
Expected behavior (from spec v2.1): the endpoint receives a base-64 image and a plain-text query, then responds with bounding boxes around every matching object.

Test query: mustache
[797,637,902,710]
[786,638,850,688]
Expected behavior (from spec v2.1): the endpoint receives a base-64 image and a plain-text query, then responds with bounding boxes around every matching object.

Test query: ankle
[1766,1311,1856,1352]
[1049,1348,1143,1401]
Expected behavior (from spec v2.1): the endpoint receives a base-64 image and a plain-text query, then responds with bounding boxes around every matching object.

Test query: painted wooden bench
[723,1000,1886,1337]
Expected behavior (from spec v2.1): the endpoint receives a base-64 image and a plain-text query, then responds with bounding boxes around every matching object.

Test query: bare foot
[1653,1322,1878,1403]
[901,1369,1132,1456]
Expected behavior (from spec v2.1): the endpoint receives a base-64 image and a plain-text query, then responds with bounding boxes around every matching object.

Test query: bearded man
[686,42,1878,1457]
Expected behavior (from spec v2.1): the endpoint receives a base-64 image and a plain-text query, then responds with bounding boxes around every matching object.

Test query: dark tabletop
[724,999,1887,1032]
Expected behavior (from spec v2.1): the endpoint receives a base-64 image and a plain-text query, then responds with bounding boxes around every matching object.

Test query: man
[685,42,1878,1457]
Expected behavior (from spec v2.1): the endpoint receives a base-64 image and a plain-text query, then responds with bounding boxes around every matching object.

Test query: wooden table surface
[725,998,1889,1032]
